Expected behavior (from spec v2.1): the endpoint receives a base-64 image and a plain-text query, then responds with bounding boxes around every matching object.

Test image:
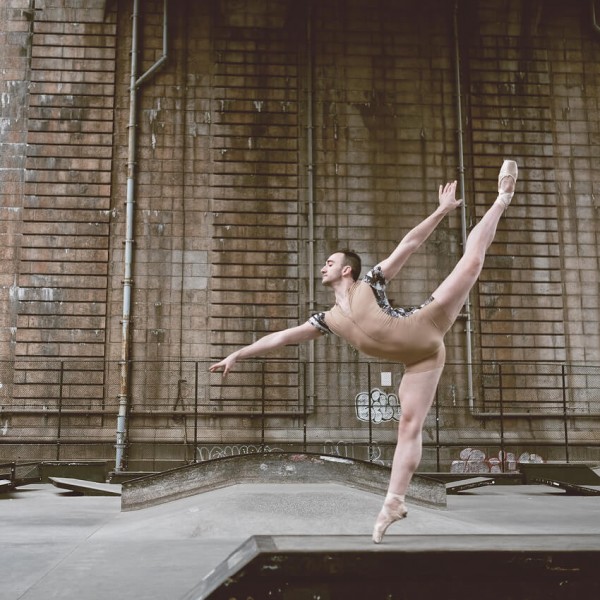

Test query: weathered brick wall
[462,0,600,419]
[457,1,599,466]
[1,0,599,467]
[108,0,307,422]
[0,0,116,425]
[0,1,32,404]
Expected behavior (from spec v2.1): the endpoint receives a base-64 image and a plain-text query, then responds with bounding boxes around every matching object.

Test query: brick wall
[1,0,115,416]
[0,0,33,405]
[462,0,600,412]
[1,0,599,466]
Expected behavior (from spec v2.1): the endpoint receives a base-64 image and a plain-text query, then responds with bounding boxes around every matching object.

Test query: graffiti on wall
[323,440,355,458]
[355,388,400,423]
[451,447,545,473]
[322,439,385,465]
[196,444,283,462]
[196,441,386,465]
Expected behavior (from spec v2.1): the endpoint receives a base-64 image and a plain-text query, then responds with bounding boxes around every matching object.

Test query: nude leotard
[309,266,453,373]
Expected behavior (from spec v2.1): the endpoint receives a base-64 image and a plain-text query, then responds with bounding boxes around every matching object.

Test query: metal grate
[1,359,599,470]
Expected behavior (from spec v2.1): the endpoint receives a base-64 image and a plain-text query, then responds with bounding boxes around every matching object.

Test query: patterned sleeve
[308,312,332,335]
[363,264,432,318]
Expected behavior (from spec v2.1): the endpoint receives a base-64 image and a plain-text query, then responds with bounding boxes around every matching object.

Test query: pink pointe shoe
[496,159,518,209]
[372,493,408,544]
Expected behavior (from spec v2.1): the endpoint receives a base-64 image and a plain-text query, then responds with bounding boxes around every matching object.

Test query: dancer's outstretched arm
[378,181,462,281]
[209,322,321,376]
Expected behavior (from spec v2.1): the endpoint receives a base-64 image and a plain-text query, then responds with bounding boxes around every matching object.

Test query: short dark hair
[339,249,361,281]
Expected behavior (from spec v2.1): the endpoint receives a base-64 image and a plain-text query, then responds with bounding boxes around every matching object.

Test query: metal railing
[0,359,599,472]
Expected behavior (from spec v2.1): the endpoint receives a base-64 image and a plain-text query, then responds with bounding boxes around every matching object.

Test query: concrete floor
[2,482,600,600]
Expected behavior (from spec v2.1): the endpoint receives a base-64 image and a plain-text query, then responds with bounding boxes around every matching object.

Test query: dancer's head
[339,249,361,281]
[321,249,361,285]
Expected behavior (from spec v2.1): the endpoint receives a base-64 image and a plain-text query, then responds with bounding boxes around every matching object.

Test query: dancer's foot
[496,159,518,209]
[372,493,408,544]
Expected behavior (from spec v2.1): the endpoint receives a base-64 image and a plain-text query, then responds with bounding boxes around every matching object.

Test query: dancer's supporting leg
[372,365,443,543]
[372,160,518,543]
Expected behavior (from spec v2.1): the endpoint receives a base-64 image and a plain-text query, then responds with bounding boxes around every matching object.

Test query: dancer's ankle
[385,492,405,505]
[495,192,513,210]
[372,493,408,544]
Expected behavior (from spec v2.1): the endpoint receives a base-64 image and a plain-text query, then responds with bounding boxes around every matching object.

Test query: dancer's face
[320,252,347,286]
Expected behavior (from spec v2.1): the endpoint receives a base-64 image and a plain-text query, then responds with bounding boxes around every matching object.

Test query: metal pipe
[136,0,169,88]
[115,0,141,473]
[305,1,316,408]
[367,363,373,461]
[0,409,307,417]
[303,361,308,451]
[116,0,169,472]
[194,362,199,461]
[498,363,505,470]
[592,0,600,34]
[6,407,597,419]
[453,0,475,410]
[56,361,64,461]
[562,364,569,462]
[260,363,266,449]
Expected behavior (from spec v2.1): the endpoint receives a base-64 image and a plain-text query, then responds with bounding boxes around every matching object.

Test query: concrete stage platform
[2,462,600,599]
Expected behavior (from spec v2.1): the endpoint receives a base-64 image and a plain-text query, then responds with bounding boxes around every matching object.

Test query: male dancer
[210,160,518,543]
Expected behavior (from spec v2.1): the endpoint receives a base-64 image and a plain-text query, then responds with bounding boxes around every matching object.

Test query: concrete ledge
[183,534,600,600]
[121,452,446,511]
[519,463,600,485]
[534,478,600,496]
[445,476,495,494]
[49,477,122,496]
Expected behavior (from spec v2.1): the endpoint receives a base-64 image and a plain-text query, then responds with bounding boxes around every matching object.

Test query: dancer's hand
[209,352,238,377]
[438,181,463,214]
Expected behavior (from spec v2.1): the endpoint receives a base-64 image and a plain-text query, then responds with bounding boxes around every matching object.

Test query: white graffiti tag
[196,444,283,462]
[355,388,400,423]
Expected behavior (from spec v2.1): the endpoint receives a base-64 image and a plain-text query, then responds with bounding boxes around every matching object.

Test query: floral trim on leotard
[308,265,433,335]
[363,265,433,318]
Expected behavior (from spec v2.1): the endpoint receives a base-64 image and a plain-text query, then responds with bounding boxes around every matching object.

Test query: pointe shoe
[372,493,408,544]
[496,159,518,209]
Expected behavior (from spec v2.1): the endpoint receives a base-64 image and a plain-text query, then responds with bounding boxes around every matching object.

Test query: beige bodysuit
[309,266,453,373]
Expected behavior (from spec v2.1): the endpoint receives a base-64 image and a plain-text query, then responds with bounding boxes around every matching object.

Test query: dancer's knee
[398,415,423,440]
[461,252,485,280]
[394,432,422,472]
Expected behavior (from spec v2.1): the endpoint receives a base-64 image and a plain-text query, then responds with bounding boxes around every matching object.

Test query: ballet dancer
[209,160,518,543]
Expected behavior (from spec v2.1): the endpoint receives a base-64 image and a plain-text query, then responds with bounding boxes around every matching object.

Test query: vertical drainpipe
[115,0,141,473]
[115,0,169,472]
[592,0,600,34]
[306,1,316,406]
[453,0,475,410]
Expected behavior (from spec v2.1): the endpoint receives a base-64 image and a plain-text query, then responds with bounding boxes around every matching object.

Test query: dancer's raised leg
[372,366,443,543]
[372,161,518,543]
[432,160,518,324]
